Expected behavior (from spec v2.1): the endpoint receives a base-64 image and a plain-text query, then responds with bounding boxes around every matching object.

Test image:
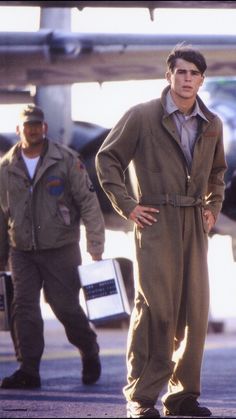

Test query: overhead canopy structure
[1,1,236,8]
[0,31,236,87]
[0,1,235,87]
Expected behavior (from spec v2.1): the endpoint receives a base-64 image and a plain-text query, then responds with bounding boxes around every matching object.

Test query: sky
[71,7,236,35]
[0,6,236,34]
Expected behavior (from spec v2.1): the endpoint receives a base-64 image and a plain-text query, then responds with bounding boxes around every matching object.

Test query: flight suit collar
[161,85,216,123]
[160,86,214,142]
[165,89,208,123]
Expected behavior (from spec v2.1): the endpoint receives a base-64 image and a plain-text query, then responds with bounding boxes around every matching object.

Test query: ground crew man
[0,104,105,389]
[96,44,227,418]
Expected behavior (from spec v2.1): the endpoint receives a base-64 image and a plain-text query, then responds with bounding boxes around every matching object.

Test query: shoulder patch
[77,160,85,171]
[88,183,95,192]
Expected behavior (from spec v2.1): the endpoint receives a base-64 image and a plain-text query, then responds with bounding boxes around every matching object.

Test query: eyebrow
[175,68,202,75]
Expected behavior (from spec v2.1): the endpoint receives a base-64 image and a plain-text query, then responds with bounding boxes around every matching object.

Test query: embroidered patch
[46,176,65,196]
[203,131,218,138]
[88,182,95,192]
[77,160,85,171]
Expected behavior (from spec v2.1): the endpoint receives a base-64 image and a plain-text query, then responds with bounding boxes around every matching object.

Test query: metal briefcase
[78,259,131,324]
[0,271,13,331]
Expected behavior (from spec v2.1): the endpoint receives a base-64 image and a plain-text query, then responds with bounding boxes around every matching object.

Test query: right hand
[129,205,159,228]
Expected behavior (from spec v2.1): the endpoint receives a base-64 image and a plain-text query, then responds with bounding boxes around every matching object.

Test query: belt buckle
[174,194,180,207]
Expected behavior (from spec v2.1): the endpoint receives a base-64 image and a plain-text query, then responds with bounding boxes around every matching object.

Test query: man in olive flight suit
[0,104,105,389]
[96,45,227,418]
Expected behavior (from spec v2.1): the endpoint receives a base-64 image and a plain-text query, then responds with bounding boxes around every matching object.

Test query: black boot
[82,354,101,385]
[1,369,41,389]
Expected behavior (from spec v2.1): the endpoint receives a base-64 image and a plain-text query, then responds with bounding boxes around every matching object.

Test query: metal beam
[0,32,236,86]
[0,89,33,103]
[1,1,236,8]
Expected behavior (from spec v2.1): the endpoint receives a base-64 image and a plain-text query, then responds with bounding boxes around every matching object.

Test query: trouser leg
[124,294,176,404]
[162,207,209,411]
[123,207,184,403]
[9,249,44,377]
[39,245,99,358]
[123,206,209,408]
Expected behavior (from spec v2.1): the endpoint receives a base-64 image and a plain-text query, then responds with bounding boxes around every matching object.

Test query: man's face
[166,58,204,100]
[16,121,47,146]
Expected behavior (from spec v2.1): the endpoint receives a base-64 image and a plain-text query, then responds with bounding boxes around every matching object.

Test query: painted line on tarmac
[1,339,236,363]
[0,347,126,362]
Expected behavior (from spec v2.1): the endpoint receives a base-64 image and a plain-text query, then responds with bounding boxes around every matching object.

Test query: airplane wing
[1,31,236,87]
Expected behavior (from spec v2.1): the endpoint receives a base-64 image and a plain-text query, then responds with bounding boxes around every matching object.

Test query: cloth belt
[142,194,203,207]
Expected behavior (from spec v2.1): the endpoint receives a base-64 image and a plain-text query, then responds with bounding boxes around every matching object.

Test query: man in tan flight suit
[0,105,105,390]
[96,45,227,418]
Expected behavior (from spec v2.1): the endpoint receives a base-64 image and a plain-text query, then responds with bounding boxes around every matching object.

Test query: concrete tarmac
[1,319,236,418]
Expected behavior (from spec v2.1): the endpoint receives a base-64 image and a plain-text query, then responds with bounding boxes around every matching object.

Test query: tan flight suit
[96,86,227,410]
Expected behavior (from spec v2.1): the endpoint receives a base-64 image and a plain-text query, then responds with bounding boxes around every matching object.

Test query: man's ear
[43,122,48,134]
[16,125,20,135]
[165,71,171,84]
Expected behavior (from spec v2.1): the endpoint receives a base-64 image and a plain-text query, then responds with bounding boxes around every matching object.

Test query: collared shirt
[165,90,208,169]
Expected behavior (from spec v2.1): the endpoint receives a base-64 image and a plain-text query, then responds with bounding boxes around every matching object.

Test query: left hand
[203,209,215,232]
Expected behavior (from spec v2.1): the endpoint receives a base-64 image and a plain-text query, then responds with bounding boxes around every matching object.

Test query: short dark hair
[166,43,207,75]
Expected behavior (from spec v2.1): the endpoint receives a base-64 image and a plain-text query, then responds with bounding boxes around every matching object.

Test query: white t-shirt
[21,151,40,179]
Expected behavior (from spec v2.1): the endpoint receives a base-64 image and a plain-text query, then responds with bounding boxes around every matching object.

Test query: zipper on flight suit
[167,123,192,194]
[24,154,42,251]
[29,181,37,250]
[186,171,191,192]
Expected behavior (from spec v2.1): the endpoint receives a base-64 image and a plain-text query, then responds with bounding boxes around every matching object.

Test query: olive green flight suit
[0,139,105,377]
[96,86,227,410]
